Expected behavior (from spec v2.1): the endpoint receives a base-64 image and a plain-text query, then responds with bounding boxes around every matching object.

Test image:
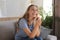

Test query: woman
[15,4,43,40]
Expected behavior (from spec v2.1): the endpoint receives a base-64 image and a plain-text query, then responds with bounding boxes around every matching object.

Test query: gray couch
[0,17,18,40]
[0,17,57,40]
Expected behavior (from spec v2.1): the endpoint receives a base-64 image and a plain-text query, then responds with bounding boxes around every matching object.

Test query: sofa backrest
[0,17,19,40]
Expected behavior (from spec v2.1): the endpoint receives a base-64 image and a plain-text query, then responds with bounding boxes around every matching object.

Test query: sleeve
[19,18,28,29]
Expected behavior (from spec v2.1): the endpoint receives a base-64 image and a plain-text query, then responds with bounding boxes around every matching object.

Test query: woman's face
[28,6,38,19]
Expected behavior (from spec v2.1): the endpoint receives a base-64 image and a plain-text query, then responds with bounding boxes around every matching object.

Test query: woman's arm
[23,17,41,39]
[23,23,39,38]
[36,28,40,37]
[36,17,42,37]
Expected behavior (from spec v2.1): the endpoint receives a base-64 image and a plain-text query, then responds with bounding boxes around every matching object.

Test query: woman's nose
[33,10,36,13]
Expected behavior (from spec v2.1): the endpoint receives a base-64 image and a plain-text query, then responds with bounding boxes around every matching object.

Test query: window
[43,0,53,19]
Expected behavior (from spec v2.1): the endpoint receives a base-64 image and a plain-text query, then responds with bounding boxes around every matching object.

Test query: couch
[0,17,57,40]
[0,17,19,40]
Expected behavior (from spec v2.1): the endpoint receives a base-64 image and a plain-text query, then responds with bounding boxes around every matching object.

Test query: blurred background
[0,0,60,40]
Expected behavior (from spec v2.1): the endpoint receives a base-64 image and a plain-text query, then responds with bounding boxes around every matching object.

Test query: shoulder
[18,18,28,29]
[19,18,27,23]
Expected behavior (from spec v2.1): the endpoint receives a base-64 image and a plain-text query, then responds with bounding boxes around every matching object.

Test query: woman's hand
[36,28,40,37]
[34,17,42,28]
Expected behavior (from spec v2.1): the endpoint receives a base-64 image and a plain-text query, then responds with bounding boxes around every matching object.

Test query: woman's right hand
[35,17,42,27]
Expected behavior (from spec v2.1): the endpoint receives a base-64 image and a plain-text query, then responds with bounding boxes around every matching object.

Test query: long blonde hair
[23,5,38,21]
[16,5,38,32]
[18,4,38,24]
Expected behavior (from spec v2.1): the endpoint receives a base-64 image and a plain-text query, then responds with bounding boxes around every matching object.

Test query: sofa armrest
[46,35,57,40]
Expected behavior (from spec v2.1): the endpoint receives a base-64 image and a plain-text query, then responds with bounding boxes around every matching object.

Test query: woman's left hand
[36,28,40,37]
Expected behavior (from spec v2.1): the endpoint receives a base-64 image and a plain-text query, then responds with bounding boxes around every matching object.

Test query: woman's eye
[32,9,34,11]
[36,9,38,11]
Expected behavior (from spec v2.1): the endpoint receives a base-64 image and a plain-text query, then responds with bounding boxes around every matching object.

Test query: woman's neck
[28,17,34,25]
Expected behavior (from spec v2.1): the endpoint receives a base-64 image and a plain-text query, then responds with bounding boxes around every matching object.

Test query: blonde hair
[16,5,38,32]
[18,4,38,24]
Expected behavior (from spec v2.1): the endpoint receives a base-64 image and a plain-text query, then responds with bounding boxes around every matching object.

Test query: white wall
[0,0,7,17]
[32,0,43,7]
[6,0,31,17]
[0,8,2,17]
[0,0,43,17]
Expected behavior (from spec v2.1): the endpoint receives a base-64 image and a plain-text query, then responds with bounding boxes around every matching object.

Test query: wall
[0,0,43,18]
[32,0,43,7]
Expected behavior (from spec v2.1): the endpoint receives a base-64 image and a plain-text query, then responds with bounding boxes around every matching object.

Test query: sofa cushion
[40,26,52,39]
[0,20,18,40]
[47,35,57,40]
